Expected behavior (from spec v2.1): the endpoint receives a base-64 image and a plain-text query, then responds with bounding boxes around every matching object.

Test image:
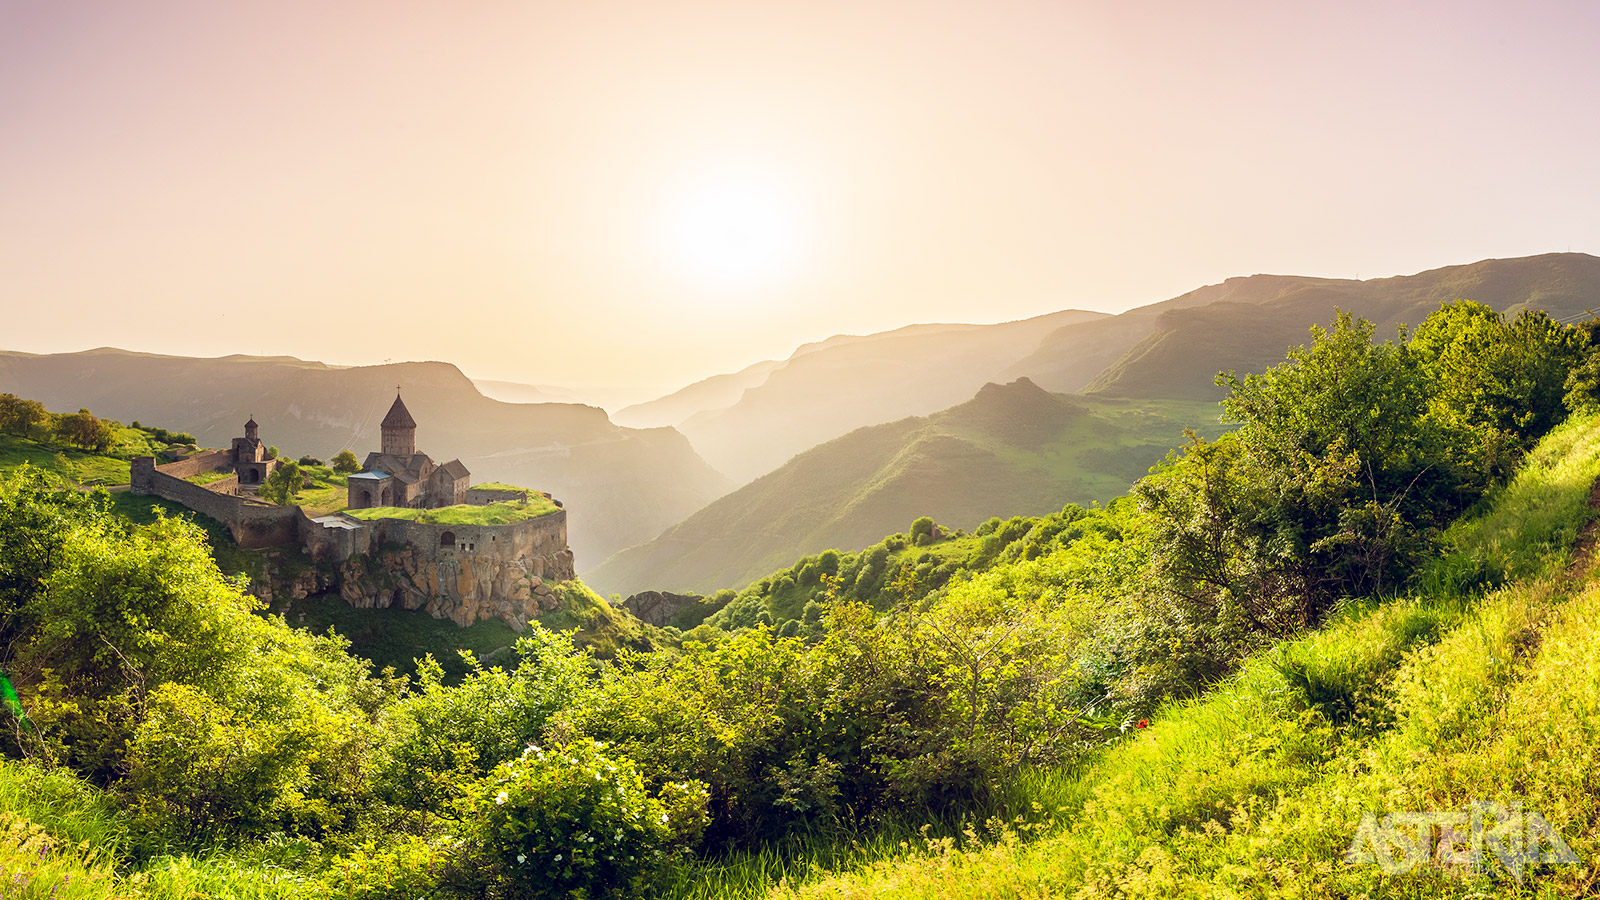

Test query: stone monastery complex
[346,395,471,510]
[130,394,574,629]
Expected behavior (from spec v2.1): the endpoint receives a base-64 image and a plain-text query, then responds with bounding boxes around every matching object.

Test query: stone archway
[440,531,456,548]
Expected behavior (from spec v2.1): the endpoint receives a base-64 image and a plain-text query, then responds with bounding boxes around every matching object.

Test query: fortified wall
[129,409,576,631]
[130,455,301,549]
[315,511,576,629]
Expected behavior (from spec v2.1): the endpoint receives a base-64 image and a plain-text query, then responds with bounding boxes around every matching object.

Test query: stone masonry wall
[151,449,235,480]
[335,510,575,630]
[465,487,528,505]
[131,456,303,549]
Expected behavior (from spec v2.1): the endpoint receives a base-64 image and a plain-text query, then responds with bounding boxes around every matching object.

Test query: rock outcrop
[337,544,573,630]
[620,590,704,627]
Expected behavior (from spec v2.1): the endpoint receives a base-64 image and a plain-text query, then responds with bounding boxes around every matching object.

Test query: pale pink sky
[3,0,1598,402]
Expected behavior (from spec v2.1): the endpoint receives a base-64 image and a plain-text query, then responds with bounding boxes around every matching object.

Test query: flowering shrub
[475,739,707,899]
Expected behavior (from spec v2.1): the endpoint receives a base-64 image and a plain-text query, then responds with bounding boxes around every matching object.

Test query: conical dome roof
[381,394,416,429]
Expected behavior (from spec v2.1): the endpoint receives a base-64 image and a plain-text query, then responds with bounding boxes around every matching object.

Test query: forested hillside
[3,300,1600,898]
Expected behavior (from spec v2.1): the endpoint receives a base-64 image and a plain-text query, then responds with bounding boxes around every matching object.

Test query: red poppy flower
[1137,719,1149,729]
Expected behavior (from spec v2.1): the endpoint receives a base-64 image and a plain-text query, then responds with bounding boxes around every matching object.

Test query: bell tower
[380,391,417,457]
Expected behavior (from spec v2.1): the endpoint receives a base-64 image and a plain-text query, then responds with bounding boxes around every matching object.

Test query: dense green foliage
[763,409,1600,899]
[6,303,1600,898]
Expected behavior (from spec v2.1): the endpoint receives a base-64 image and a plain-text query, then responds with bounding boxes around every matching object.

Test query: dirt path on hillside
[1565,475,1600,579]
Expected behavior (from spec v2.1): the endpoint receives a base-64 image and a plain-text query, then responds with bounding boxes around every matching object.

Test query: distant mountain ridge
[0,349,731,567]
[628,253,1600,481]
[1082,253,1600,398]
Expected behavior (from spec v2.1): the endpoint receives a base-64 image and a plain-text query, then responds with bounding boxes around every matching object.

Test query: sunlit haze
[3,0,1598,404]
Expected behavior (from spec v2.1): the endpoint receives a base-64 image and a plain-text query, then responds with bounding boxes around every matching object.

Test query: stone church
[229,416,278,488]
[346,393,471,510]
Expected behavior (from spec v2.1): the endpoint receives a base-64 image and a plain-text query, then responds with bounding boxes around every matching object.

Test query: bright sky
[3,0,1598,403]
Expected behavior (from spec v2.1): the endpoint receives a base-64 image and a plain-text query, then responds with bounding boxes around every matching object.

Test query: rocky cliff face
[336,544,576,630]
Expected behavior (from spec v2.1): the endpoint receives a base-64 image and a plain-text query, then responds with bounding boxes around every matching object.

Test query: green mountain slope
[0,349,730,566]
[587,378,1218,596]
[675,309,1109,482]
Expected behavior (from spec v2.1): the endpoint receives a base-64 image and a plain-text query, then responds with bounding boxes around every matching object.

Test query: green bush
[473,739,707,899]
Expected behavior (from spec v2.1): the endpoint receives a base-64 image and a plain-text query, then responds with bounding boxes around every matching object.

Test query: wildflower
[554,854,563,861]
[517,854,526,864]
[1137,719,1149,729]
[495,791,509,805]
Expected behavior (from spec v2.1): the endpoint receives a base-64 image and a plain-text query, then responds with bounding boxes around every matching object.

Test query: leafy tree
[331,450,361,474]
[0,394,47,439]
[371,626,598,821]
[1410,301,1587,448]
[0,467,106,662]
[259,460,303,505]
[297,455,324,467]
[1142,312,1469,635]
[0,470,387,841]
[51,408,113,452]
[910,516,937,546]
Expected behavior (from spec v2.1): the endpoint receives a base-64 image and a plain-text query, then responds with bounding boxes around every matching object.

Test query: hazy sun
[662,170,806,289]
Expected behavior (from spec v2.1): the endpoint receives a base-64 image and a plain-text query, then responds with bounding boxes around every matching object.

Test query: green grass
[289,465,349,516]
[468,481,531,493]
[1444,412,1600,583]
[110,424,190,459]
[0,433,131,485]
[0,759,310,900]
[185,470,233,485]
[344,494,560,525]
